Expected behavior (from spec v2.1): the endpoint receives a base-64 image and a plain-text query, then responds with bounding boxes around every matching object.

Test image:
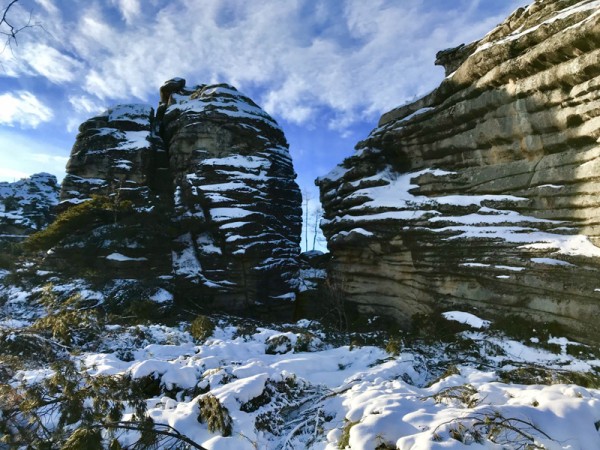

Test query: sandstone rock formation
[161,83,302,307]
[61,104,163,208]
[317,0,600,342]
[55,81,301,313]
[56,103,169,282]
[0,173,59,240]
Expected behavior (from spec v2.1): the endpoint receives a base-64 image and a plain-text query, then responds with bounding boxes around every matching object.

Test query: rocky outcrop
[0,173,59,240]
[56,103,170,281]
[162,83,302,307]
[61,103,164,208]
[318,0,600,342]
[54,81,301,314]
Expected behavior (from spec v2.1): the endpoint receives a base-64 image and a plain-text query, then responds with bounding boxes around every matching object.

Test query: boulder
[159,77,186,105]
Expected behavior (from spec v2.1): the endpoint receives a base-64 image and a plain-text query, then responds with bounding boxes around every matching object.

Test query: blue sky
[0,0,524,194]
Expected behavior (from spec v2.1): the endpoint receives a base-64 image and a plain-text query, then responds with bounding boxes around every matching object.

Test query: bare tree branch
[0,0,41,54]
[99,422,210,450]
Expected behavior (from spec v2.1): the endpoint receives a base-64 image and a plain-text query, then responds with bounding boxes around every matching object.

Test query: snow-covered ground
[1,279,599,450]
[96,322,600,449]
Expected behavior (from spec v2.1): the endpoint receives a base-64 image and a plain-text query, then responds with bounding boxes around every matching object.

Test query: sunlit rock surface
[317,0,600,342]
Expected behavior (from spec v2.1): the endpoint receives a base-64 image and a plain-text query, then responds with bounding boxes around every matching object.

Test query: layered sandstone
[161,83,302,307]
[61,104,163,207]
[55,81,301,313]
[57,104,170,280]
[317,0,600,342]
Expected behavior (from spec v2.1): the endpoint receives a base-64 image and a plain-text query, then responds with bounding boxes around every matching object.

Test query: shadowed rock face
[317,0,600,342]
[57,82,301,314]
[61,104,162,207]
[162,84,302,308]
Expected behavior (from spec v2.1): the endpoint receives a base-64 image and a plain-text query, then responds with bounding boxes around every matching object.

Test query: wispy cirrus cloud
[68,95,104,115]
[66,95,105,132]
[111,0,141,24]
[21,43,83,83]
[0,91,53,128]
[7,0,524,133]
[34,0,60,16]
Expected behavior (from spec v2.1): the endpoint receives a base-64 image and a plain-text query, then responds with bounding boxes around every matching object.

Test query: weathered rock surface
[61,103,163,208]
[53,82,301,314]
[0,173,59,240]
[317,0,600,342]
[162,83,302,308]
[56,103,169,282]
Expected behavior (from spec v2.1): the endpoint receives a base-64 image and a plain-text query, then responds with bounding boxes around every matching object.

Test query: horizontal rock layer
[61,103,163,206]
[318,0,600,342]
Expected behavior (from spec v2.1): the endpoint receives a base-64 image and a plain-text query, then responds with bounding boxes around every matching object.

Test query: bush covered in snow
[1,280,600,449]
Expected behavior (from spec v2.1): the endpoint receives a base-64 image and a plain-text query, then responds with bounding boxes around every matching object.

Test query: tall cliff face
[161,83,302,305]
[55,81,301,313]
[318,0,600,341]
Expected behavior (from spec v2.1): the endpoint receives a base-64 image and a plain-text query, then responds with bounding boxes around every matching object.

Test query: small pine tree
[24,195,133,252]
[190,315,215,342]
[197,394,233,436]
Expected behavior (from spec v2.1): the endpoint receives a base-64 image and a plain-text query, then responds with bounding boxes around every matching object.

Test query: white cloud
[0,42,82,84]
[6,0,525,132]
[68,95,104,115]
[263,75,317,125]
[0,91,54,128]
[34,0,60,17]
[64,95,105,132]
[82,1,522,126]
[23,43,83,83]
[112,0,141,24]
